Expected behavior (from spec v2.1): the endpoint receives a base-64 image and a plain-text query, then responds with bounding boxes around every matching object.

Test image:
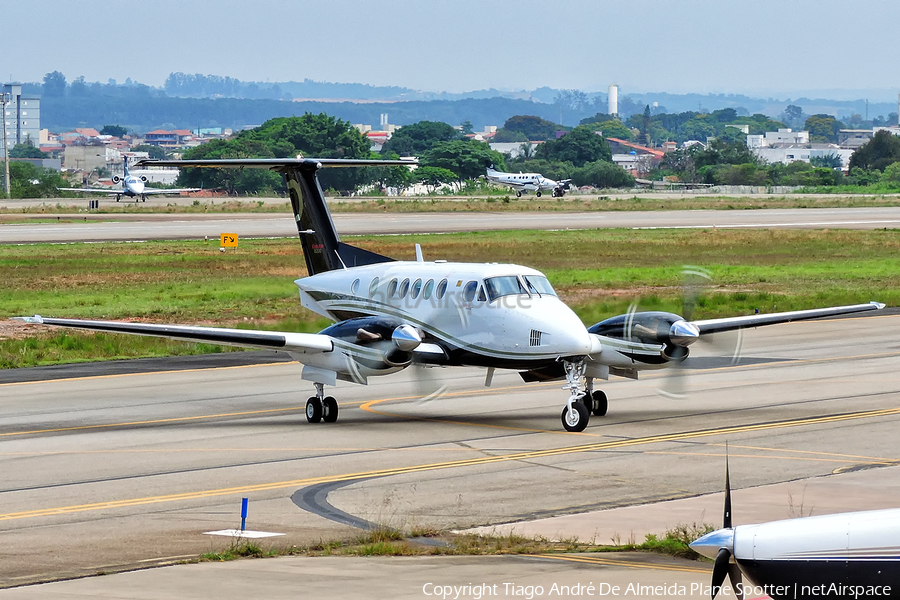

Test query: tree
[42,71,66,97]
[460,120,474,135]
[583,120,632,140]
[809,153,843,169]
[9,162,70,198]
[499,115,562,141]
[804,115,843,143]
[571,160,634,188]
[782,104,804,127]
[380,121,460,156]
[411,166,458,192]
[880,162,900,186]
[70,76,87,97]
[178,138,283,194]
[535,125,612,167]
[691,138,757,169]
[849,130,900,171]
[100,124,128,138]
[421,140,506,181]
[9,143,47,159]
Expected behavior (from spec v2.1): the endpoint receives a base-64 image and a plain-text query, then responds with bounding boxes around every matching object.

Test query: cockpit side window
[477,286,486,302]
[463,280,478,303]
[484,276,528,302]
[523,275,557,297]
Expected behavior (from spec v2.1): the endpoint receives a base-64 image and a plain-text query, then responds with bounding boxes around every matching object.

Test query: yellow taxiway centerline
[2,405,899,522]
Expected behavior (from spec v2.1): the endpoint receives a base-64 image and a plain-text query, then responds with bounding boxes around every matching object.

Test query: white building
[1,83,41,158]
[747,128,810,149]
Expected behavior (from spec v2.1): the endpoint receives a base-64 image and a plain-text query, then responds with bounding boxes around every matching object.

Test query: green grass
[2,229,898,368]
[195,523,716,562]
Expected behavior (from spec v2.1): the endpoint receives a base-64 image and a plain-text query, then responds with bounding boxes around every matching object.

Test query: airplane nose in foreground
[669,320,700,347]
[689,528,734,560]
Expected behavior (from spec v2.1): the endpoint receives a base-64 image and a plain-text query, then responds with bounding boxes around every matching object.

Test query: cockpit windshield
[484,276,528,301]
[523,275,557,297]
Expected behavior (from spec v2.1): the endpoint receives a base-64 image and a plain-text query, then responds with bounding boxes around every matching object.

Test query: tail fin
[123,155,129,176]
[131,157,409,276]
[284,163,393,276]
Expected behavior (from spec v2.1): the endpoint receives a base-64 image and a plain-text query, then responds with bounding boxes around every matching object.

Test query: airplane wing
[691,301,885,335]
[135,158,416,170]
[11,316,334,355]
[140,188,202,195]
[57,188,120,195]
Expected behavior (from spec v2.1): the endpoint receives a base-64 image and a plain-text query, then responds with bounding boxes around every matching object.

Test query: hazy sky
[5,0,900,100]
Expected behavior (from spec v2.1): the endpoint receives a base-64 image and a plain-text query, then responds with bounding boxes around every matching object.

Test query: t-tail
[133,157,413,275]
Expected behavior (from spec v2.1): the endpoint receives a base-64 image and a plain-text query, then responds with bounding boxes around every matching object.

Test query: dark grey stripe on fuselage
[738,558,900,600]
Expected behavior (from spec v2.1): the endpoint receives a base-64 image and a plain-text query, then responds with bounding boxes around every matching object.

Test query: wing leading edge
[692,301,885,335]
[12,316,333,354]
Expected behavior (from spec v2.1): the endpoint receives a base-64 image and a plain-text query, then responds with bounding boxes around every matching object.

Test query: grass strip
[2,229,897,368]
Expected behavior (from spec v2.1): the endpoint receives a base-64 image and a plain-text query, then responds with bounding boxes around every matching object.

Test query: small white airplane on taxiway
[58,156,200,202]
[17,158,885,432]
[691,458,900,600]
[485,165,571,197]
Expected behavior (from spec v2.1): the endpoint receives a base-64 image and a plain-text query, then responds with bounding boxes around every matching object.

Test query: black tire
[322,396,339,423]
[515,191,522,197]
[591,390,608,416]
[561,401,589,432]
[536,191,542,197]
[306,397,322,423]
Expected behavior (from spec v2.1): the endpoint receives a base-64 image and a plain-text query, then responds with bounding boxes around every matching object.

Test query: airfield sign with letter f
[220,233,238,248]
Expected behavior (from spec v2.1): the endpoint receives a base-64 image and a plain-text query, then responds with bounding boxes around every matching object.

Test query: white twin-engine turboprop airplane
[58,156,200,202]
[485,166,570,197]
[18,158,885,432]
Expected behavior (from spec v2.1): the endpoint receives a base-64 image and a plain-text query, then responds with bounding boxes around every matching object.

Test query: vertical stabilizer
[284,164,394,275]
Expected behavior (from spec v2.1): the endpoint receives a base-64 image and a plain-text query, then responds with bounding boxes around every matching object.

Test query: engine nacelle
[588,311,698,349]
[112,176,121,184]
[140,176,148,183]
[319,316,423,371]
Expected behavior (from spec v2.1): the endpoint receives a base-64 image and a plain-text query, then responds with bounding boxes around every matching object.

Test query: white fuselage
[295,261,597,370]
[122,175,145,197]
[486,169,559,193]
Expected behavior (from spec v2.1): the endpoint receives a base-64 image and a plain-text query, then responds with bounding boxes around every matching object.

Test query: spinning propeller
[701,448,744,600]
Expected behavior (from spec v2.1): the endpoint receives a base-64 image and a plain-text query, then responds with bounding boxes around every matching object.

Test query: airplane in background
[485,166,571,197]
[17,157,884,432]
[691,460,900,600]
[58,156,200,202]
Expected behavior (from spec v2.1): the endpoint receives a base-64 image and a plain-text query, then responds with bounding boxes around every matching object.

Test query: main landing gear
[560,361,608,432]
[306,382,339,424]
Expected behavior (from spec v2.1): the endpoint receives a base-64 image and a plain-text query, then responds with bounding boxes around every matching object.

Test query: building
[746,128,809,149]
[1,83,41,158]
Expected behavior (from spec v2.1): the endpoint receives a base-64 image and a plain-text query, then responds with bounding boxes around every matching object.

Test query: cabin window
[523,275,557,297]
[484,276,528,302]
[436,278,448,299]
[411,278,423,299]
[369,277,379,296]
[477,286,486,302]
[423,279,435,300]
[463,281,478,302]
[387,278,398,298]
[399,278,410,298]
[350,278,360,295]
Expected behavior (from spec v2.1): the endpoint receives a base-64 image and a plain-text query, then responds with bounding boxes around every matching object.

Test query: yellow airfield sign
[220,233,239,248]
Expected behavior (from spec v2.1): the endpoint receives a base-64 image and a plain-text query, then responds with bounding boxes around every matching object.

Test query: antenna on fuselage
[334,249,348,270]
[415,243,424,262]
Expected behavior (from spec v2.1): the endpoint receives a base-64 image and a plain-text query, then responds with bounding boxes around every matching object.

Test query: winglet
[872,301,886,309]
[11,315,44,324]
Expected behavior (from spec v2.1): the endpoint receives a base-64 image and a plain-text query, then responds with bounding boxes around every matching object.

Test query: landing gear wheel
[561,401,589,432]
[515,191,522,198]
[306,396,323,423]
[591,390,608,416]
[322,396,339,423]
[536,191,542,197]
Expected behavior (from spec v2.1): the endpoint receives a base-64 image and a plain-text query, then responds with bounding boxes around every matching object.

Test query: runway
[1,312,899,587]
[3,206,900,243]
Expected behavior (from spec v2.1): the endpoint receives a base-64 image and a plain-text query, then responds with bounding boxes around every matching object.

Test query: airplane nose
[689,528,734,560]
[669,320,700,347]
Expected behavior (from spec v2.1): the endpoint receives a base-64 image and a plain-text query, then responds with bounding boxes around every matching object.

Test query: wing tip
[871,301,886,310]
[11,315,43,324]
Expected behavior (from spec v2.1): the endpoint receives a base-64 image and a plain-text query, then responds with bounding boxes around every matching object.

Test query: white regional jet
[485,166,570,197]
[17,158,885,432]
[691,461,900,600]
[59,157,200,202]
